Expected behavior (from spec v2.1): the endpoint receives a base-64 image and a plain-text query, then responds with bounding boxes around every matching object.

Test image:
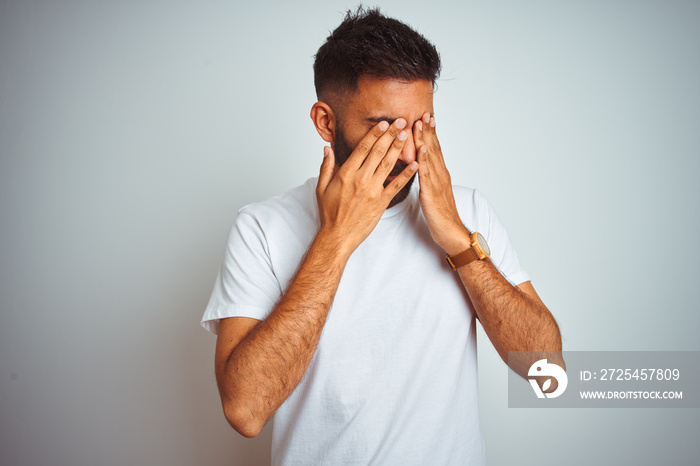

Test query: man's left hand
[413,112,471,256]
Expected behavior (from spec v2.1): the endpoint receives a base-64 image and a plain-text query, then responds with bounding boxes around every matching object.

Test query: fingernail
[379,121,389,131]
[398,131,407,141]
[396,118,406,129]
[421,146,427,153]
[430,116,436,128]
[324,146,330,157]
[410,162,418,171]
[423,113,430,124]
[416,120,423,131]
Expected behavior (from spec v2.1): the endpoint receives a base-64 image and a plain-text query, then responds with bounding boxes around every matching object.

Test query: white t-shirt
[202,177,529,465]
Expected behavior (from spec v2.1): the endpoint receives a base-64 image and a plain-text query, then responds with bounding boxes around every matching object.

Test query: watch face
[476,232,490,256]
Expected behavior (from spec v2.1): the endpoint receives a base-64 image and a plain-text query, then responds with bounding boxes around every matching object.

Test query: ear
[310,101,336,143]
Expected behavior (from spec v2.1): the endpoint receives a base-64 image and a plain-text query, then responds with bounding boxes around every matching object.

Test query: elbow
[222,400,266,438]
[233,422,263,439]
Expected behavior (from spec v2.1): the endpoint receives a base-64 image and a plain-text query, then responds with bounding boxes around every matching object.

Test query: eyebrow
[366,116,398,125]
[365,113,435,125]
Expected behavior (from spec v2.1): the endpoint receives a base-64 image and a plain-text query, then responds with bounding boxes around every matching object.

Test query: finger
[382,161,419,203]
[422,112,433,136]
[419,113,435,150]
[359,118,407,175]
[424,114,442,153]
[372,128,408,182]
[428,115,442,152]
[416,145,434,187]
[414,112,438,156]
[316,146,335,196]
[417,113,444,166]
[340,120,390,173]
[416,144,428,164]
[413,116,425,149]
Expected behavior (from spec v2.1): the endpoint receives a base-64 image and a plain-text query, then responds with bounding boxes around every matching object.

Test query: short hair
[313,6,441,103]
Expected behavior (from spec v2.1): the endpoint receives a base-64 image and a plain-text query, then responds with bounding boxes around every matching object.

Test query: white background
[1,0,698,464]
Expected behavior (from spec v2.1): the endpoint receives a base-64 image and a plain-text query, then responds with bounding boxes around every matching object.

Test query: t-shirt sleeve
[201,211,282,335]
[470,189,530,287]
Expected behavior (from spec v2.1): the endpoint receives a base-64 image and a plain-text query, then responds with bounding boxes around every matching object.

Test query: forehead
[345,77,435,123]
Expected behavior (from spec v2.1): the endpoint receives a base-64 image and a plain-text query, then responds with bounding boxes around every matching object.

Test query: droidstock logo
[528,359,568,399]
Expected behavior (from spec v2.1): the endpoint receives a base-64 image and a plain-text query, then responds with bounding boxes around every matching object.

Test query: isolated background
[1,0,698,464]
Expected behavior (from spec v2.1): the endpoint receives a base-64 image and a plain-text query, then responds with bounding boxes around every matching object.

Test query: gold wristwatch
[445,232,490,270]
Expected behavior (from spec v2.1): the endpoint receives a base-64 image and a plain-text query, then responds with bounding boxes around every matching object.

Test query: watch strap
[445,246,480,270]
[445,231,490,270]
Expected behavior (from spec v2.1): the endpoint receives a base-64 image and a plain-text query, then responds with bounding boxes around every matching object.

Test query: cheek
[337,118,372,148]
[347,126,374,148]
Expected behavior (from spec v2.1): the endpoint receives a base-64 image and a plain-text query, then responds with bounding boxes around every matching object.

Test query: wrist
[445,230,491,270]
[440,225,472,257]
[314,226,356,264]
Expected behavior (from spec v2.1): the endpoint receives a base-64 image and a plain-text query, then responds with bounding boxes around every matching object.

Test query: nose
[398,129,417,165]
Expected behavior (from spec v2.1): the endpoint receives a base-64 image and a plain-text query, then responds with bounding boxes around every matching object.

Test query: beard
[333,126,416,208]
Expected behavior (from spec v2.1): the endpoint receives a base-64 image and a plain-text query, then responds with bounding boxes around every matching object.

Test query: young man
[202,7,561,465]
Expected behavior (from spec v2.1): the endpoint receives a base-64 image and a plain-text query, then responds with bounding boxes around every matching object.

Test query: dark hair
[313,6,441,102]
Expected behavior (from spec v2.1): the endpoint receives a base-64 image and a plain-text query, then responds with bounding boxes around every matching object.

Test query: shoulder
[451,185,510,247]
[452,185,492,207]
[452,185,478,205]
[451,185,493,228]
[230,178,320,261]
[452,184,529,283]
[238,177,319,230]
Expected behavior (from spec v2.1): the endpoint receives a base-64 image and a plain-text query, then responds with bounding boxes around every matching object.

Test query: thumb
[317,146,335,194]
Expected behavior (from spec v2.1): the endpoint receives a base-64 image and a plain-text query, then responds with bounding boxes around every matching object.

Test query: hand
[413,113,471,256]
[316,119,418,257]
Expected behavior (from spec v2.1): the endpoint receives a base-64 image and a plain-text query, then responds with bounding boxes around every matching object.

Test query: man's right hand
[216,120,417,438]
[315,119,418,258]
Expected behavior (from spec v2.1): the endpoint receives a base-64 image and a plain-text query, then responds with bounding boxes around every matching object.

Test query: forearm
[218,229,350,436]
[457,259,562,364]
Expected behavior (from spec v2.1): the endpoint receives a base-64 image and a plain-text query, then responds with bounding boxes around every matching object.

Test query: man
[202,7,561,465]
